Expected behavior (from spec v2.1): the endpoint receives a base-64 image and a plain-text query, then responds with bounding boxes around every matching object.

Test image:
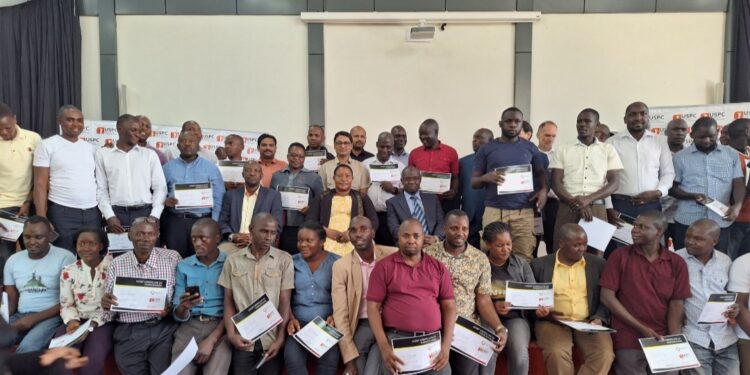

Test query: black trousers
[161,211,207,258]
[375,212,395,246]
[232,341,283,375]
[279,225,299,255]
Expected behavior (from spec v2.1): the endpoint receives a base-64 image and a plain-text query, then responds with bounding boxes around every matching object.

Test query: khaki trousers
[481,207,535,261]
[171,318,232,375]
[535,320,614,375]
[553,202,607,253]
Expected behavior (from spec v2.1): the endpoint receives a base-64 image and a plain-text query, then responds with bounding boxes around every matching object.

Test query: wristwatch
[494,324,508,335]
[228,233,235,242]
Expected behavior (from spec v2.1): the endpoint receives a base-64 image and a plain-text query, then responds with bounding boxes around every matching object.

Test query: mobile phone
[185,286,200,296]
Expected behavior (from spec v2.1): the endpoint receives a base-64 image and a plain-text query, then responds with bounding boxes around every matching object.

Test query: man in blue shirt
[162,131,225,258]
[459,128,493,249]
[670,117,745,253]
[472,107,548,260]
[171,218,231,375]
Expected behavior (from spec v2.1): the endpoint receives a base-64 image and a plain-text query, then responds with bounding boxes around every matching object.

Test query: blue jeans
[480,318,530,375]
[10,312,62,353]
[284,321,341,375]
[683,341,740,375]
[729,222,750,260]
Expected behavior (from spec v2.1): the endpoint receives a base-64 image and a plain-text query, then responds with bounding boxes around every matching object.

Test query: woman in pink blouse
[54,227,113,375]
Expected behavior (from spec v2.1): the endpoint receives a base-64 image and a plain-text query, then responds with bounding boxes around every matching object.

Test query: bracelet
[494,325,507,334]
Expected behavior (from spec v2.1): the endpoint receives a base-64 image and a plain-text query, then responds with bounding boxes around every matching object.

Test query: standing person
[256,133,288,188]
[95,114,167,232]
[165,121,218,163]
[162,131,225,258]
[270,142,325,254]
[536,121,558,254]
[350,125,374,162]
[219,213,293,375]
[390,125,409,166]
[222,134,246,191]
[519,121,533,141]
[725,119,750,260]
[363,132,405,246]
[306,124,335,161]
[459,128,493,249]
[670,117,744,253]
[595,123,611,143]
[386,166,444,247]
[409,118,461,213]
[662,118,690,243]
[367,219,456,375]
[318,131,371,194]
[135,115,167,165]
[550,108,622,253]
[284,222,341,375]
[472,107,548,261]
[332,216,397,375]
[33,105,100,252]
[677,219,740,375]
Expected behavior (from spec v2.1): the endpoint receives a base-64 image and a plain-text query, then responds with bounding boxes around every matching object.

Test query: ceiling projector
[407,22,435,42]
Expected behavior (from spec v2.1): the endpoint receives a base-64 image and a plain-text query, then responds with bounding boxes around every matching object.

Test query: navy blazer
[386,192,444,242]
[219,186,283,236]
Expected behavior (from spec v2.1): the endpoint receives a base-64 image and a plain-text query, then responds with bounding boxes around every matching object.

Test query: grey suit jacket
[530,251,610,324]
[385,192,444,241]
[219,186,283,236]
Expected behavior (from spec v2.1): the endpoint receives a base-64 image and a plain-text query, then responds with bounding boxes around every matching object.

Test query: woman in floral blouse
[54,227,113,375]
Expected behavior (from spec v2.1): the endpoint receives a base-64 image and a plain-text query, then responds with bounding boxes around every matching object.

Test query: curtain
[0,0,81,138]
[732,0,750,102]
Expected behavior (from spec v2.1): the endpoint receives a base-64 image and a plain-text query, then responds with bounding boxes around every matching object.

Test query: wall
[80,16,102,120]
[324,23,516,156]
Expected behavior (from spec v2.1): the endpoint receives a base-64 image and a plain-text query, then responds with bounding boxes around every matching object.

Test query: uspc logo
[649,114,665,121]
[216,135,225,142]
[96,127,106,134]
[170,131,180,139]
[247,147,255,154]
[735,111,745,119]
[155,142,165,149]
[650,128,662,135]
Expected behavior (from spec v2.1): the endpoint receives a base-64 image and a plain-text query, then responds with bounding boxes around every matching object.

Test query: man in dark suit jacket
[530,223,614,375]
[386,166,444,247]
[219,161,283,252]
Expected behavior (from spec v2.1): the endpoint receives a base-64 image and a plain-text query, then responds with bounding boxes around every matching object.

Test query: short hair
[580,108,600,122]
[0,102,14,119]
[476,128,494,139]
[377,132,393,143]
[225,134,244,144]
[538,121,557,132]
[638,210,668,233]
[288,142,305,152]
[522,121,533,134]
[420,118,439,129]
[116,114,138,129]
[56,104,81,120]
[192,218,220,236]
[501,107,524,119]
[558,223,585,242]
[258,133,277,146]
[334,131,352,143]
[181,120,200,130]
[482,221,511,243]
[298,221,327,241]
[309,124,325,133]
[333,163,354,177]
[692,117,717,133]
[444,209,468,222]
[667,118,688,129]
[727,119,750,138]
[24,215,52,231]
[73,227,109,256]
[391,125,406,132]
[625,101,649,114]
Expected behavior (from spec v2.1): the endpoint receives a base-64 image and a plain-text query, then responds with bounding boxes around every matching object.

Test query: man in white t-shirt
[32,105,100,252]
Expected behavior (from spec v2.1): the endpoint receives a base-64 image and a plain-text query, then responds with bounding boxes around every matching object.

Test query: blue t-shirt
[473,138,545,209]
[3,246,76,313]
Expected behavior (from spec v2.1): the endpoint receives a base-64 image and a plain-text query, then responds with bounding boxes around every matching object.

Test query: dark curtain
[0,0,81,138]
[732,0,750,102]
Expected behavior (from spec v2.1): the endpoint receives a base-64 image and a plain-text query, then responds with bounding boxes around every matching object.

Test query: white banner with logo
[81,120,262,160]
[648,102,750,136]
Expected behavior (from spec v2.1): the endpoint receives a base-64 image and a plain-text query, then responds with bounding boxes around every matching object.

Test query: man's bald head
[558,223,586,241]
[689,219,720,242]
[251,212,276,229]
[377,132,393,143]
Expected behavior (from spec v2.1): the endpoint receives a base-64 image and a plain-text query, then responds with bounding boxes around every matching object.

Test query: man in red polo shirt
[409,119,461,213]
[367,218,456,375]
[600,211,691,375]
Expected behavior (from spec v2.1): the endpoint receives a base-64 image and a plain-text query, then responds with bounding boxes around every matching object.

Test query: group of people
[1,99,750,375]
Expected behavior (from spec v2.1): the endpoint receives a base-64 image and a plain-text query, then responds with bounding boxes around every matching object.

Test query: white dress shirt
[607,131,674,197]
[363,156,404,212]
[95,144,168,219]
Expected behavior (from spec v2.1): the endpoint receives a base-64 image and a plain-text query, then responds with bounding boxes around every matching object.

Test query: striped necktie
[410,195,429,234]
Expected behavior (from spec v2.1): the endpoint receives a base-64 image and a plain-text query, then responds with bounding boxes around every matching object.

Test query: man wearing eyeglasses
[318,131,371,195]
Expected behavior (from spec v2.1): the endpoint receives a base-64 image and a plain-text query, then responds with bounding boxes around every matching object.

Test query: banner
[80,120,263,160]
[648,102,750,135]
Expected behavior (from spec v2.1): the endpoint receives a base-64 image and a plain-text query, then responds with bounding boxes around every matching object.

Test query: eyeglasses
[132,217,159,226]
[335,141,352,146]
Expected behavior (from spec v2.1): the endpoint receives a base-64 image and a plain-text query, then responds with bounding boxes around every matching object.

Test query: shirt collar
[633,244,670,261]
[245,186,260,197]
[243,246,277,261]
[404,190,421,200]
[554,251,586,268]
[575,138,600,147]
[187,251,227,267]
[259,158,281,166]
[354,245,378,265]
[688,144,724,154]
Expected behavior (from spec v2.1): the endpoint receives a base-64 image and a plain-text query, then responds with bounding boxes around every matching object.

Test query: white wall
[80,16,102,120]
[530,13,726,146]
[324,24,516,157]
[115,15,309,152]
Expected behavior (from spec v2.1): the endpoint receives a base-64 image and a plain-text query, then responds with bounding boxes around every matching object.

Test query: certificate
[111,277,168,313]
[369,163,400,182]
[231,294,283,342]
[612,222,634,245]
[1,291,9,323]
[304,150,327,171]
[217,160,247,183]
[495,164,534,195]
[578,217,617,251]
[451,316,498,366]
[391,331,442,375]
[504,281,554,310]
[703,197,730,217]
[107,232,134,252]
[639,334,700,373]
[49,319,94,348]
[698,293,737,324]
[293,316,344,358]
[533,216,544,236]
[558,320,616,333]
[277,186,309,211]
[420,172,451,194]
[162,337,198,375]
[0,210,25,242]
[174,183,213,209]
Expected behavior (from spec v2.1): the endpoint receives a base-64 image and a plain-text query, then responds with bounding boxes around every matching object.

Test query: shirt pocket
[230,268,249,288]
[653,273,677,301]
[262,269,283,293]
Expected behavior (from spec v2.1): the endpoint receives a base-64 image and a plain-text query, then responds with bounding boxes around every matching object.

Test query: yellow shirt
[0,125,41,207]
[324,195,354,256]
[552,252,589,321]
[239,187,259,234]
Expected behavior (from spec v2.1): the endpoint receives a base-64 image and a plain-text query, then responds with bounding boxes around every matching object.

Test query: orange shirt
[259,159,288,188]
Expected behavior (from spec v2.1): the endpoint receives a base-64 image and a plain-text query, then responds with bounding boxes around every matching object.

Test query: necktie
[410,195,429,234]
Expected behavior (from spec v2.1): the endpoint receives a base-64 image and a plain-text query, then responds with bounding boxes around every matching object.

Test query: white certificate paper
[161,337,198,375]
[231,294,283,342]
[639,334,700,373]
[505,281,554,310]
[420,172,451,194]
[111,277,168,313]
[369,163,400,182]
[1,291,9,323]
[107,232,134,252]
[451,316,498,366]
[278,186,310,211]
[49,319,94,348]
[495,164,534,195]
[0,210,25,242]
[703,197,730,217]
[558,320,616,333]
[391,331,442,375]
[578,217,617,251]
[174,183,214,209]
[612,222,634,245]
[293,316,344,358]
[304,150,327,172]
[698,293,737,324]
[218,160,247,183]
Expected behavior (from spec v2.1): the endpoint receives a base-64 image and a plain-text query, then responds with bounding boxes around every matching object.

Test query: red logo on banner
[672,114,682,120]
[650,128,662,135]
[96,127,106,134]
[700,112,711,118]
[247,147,255,154]
[216,135,225,142]
[104,139,113,145]
[155,142,164,149]
[170,132,179,139]
[735,111,744,119]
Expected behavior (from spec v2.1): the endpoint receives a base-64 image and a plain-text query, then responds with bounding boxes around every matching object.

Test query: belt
[113,204,152,211]
[47,201,98,211]
[170,211,211,219]
[611,194,632,201]
[137,317,162,325]
[195,315,221,322]
[385,328,439,337]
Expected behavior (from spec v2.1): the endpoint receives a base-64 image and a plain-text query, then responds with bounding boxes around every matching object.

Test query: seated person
[4,216,75,352]
[55,227,114,375]
[386,166,444,247]
[285,222,341,374]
